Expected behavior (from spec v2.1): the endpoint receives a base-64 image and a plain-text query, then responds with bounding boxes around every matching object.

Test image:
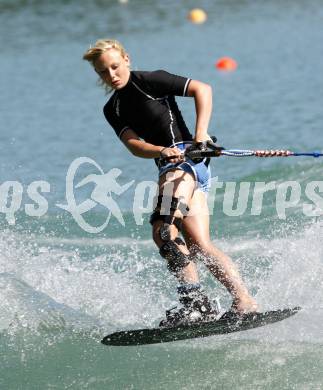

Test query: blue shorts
[158,142,211,193]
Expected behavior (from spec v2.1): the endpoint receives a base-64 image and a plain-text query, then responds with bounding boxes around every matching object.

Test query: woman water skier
[83,39,258,326]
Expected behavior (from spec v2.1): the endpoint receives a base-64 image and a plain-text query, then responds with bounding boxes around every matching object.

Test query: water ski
[101,306,300,346]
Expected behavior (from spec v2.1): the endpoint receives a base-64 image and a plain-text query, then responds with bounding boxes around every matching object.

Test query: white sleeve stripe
[119,126,131,139]
[183,78,191,96]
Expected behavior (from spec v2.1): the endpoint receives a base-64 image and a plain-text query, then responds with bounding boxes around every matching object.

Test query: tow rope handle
[163,135,323,161]
[185,148,323,160]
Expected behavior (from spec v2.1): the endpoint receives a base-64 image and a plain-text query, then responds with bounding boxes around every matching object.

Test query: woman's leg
[182,189,258,314]
[152,169,218,325]
[152,169,199,284]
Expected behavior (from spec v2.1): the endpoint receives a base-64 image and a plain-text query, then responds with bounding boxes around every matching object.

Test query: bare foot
[231,296,258,315]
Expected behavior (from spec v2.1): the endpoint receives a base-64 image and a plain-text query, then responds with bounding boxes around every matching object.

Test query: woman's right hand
[160,147,184,163]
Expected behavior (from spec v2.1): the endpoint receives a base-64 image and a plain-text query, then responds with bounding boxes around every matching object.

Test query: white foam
[0,272,97,333]
[0,230,168,334]
[1,222,322,343]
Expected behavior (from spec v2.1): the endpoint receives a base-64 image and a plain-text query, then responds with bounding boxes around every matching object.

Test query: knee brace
[159,237,191,273]
[150,196,191,273]
[150,195,189,237]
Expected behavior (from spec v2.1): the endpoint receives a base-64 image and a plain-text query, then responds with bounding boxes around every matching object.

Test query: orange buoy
[216,57,238,72]
[188,8,207,24]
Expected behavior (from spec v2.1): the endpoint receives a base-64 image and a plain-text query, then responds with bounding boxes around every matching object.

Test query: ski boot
[159,288,218,327]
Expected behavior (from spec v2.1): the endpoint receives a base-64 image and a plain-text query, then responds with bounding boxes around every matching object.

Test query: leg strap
[155,195,189,217]
[149,195,189,230]
[150,211,182,231]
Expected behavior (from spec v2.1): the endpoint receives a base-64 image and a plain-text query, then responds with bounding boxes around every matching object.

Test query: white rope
[221,149,255,157]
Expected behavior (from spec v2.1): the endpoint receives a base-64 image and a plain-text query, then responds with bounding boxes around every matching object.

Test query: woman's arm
[186,79,212,143]
[121,129,162,158]
[121,129,182,162]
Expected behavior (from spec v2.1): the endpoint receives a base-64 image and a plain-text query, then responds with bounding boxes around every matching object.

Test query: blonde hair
[83,39,128,93]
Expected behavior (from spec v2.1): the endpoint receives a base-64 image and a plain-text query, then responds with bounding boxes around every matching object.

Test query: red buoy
[216,57,238,71]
